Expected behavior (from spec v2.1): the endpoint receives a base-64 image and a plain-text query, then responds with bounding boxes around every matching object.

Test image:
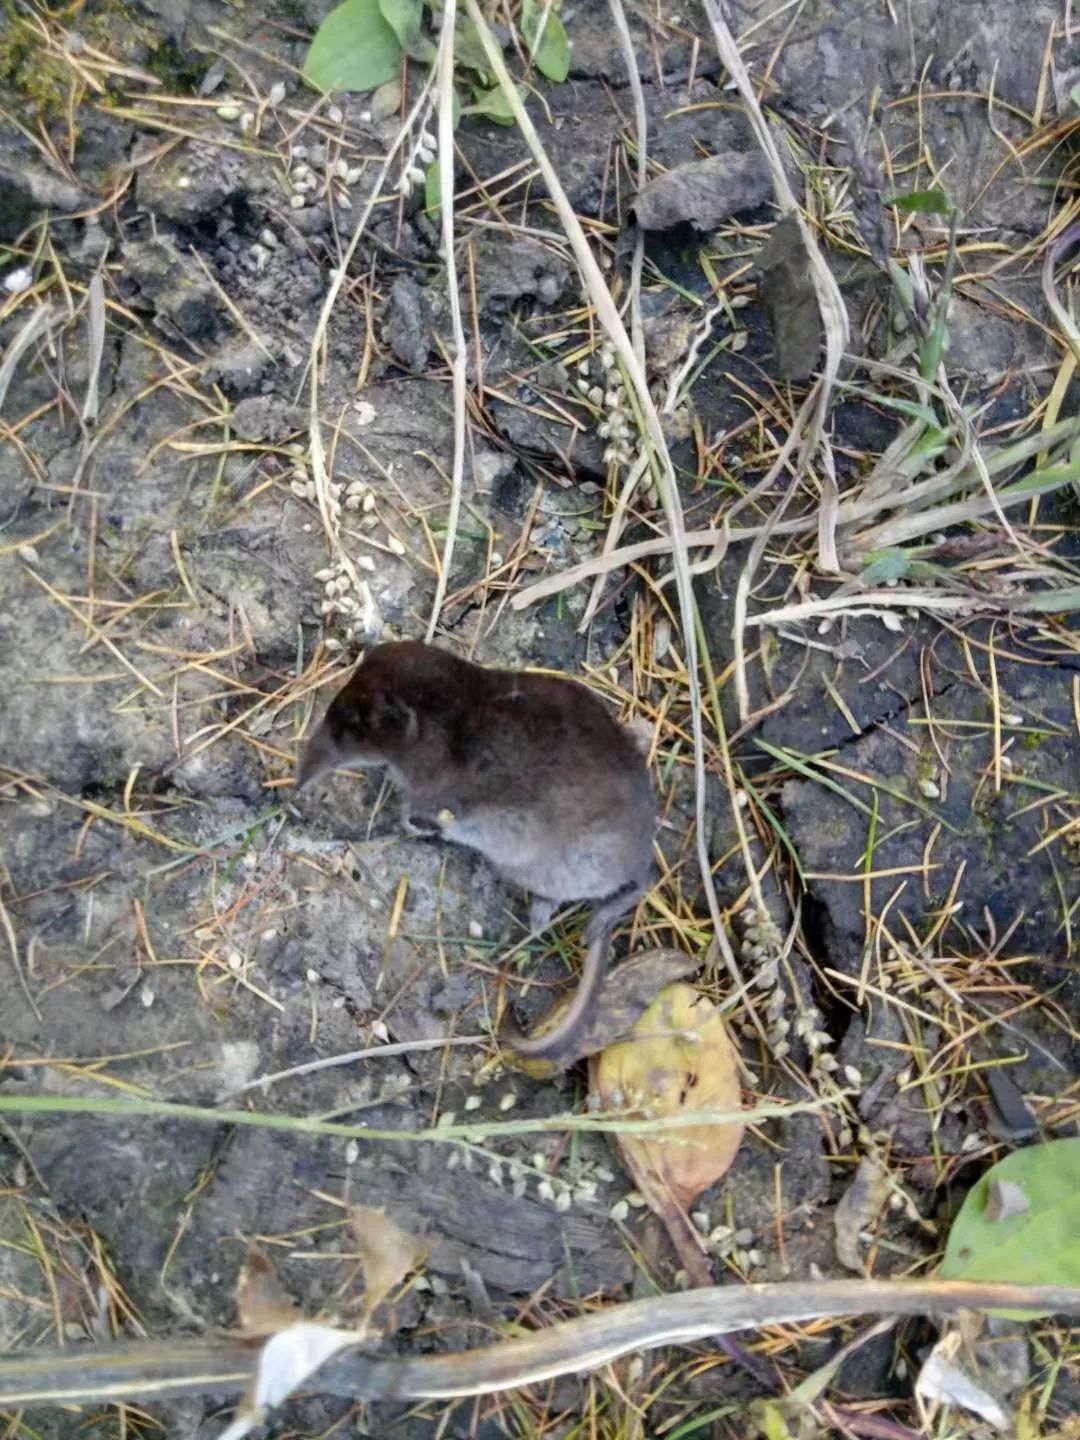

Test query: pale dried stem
[425,0,468,643]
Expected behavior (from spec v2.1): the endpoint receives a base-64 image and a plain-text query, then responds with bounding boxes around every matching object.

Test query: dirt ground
[1,0,1078,1436]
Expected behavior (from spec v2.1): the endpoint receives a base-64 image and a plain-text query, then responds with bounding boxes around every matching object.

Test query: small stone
[305,967,319,983]
[269,81,286,106]
[464,1094,482,1111]
[468,919,483,939]
[216,104,241,121]
[345,1139,360,1164]
[498,1091,517,1112]
[386,534,406,556]
[3,265,32,294]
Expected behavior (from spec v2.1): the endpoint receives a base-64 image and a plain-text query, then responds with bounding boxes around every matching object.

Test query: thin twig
[425,0,468,642]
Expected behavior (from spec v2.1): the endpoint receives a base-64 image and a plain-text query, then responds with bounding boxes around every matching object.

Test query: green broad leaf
[377,0,436,61]
[463,83,524,126]
[521,0,570,82]
[940,1138,1080,1316]
[303,0,402,93]
[887,188,950,215]
[453,15,492,74]
[377,0,420,45]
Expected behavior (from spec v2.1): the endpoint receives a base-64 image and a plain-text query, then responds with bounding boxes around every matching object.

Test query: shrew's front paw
[404,806,457,837]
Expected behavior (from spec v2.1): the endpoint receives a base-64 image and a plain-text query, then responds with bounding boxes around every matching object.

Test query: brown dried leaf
[507,948,699,1079]
[631,153,773,231]
[236,1244,299,1336]
[834,1154,891,1274]
[758,213,821,381]
[349,1206,428,1323]
[591,983,743,1282]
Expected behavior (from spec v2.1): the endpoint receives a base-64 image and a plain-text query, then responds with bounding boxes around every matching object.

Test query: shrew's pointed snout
[295,720,344,790]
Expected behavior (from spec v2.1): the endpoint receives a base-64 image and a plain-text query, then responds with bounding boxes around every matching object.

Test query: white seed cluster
[739,906,791,1057]
[397,128,438,197]
[313,557,378,649]
[286,142,364,212]
[741,906,847,1087]
[216,80,284,143]
[576,343,636,472]
[740,907,857,1150]
[430,1108,623,1214]
[214,87,372,217]
[286,395,400,650]
[702,1221,764,1269]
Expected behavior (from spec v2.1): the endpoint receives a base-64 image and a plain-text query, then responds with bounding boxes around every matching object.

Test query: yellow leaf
[591,983,743,1281]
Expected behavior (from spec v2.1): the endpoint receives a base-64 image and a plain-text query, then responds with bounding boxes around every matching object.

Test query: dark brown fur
[297,641,656,1059]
